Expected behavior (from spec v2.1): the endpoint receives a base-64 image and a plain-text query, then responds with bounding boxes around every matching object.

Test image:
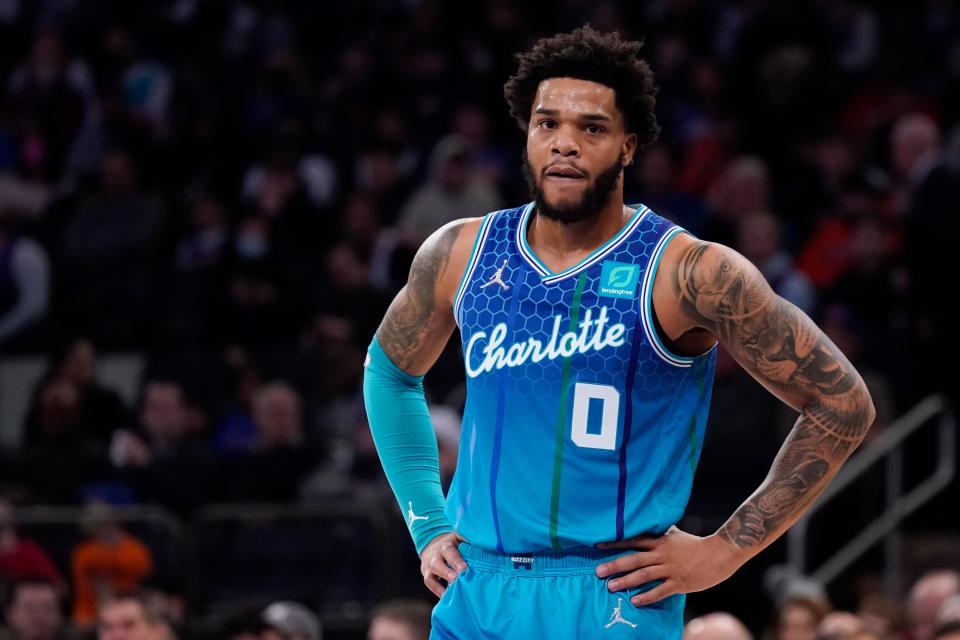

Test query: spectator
[110,381,193,468]
[630,144,707,234]
[60,148,163,346]
[816,611,865,639]
[770,594,831,640]
[251,381,304,450]
[910,571,960,640]
[940,596,960,626]
[261,601,321,640]
[97,591,173,640]
[702,156,771,246]
[683,612,753,640]
[0,215,49,348]
[0,579,66,640]
[25,338,129,447]
[396,135,502,239]
[367,599,431,640]
[0,499,62,586]
[736,211,816,314]
[71,502,153,625]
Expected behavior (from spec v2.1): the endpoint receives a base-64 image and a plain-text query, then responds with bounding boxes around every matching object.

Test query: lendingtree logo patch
[599,261,640,299]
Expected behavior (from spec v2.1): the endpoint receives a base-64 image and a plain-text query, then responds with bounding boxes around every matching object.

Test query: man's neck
[528,196,632,272]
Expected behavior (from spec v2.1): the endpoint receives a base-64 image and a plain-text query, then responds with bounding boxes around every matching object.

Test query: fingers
[606,565,669,592]
[596,551,658,578]
[629,580,676,607]
[422,570,446,598]
[441,539,468,573]
[421,537,468,598]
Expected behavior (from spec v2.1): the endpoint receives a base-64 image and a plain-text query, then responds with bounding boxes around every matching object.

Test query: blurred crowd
[0,0,958,638]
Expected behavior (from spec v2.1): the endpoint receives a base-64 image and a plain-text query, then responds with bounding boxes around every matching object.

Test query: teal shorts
[430,543,684,639]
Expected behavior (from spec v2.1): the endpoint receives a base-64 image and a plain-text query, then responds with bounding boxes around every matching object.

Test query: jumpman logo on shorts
[407,501,429,526]
[480,259,511,290]
[604,598,637,629]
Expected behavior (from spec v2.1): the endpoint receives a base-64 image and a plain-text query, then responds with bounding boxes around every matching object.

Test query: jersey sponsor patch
[598,261,640,299]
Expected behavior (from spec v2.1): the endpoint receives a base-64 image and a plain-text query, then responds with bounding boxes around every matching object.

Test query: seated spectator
[215,382,324,503]
[769,594,830,640]
[97,591,173,640]
[816,611,865,639]
[0,498,62,586]
[261,601,321,640]
[910,571,960,640]
[396,135,502,240]
[367,599,431,640]
[857,592,905,639]
[71,502,153,625]
[60,148,163,346]
[683,612,752,640]
[0,214,50,349]
[736,211,815,314]
[629,144,707,234]
[110,380,196,468]
[25,338,129,447]
[0,579,66,640]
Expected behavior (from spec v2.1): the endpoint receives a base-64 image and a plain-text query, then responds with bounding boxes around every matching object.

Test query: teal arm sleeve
[362,337,454,554]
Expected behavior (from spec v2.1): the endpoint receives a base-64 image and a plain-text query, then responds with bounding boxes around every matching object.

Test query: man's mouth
[544,165,587,182]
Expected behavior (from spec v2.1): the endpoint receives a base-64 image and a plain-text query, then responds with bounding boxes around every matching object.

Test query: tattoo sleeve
[674,241,876,552]
[375,223,463,373]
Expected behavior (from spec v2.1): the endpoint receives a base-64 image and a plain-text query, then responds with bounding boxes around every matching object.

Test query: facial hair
[522,150,625,224]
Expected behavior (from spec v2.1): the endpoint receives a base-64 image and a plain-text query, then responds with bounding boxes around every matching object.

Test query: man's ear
[623,133,638,166]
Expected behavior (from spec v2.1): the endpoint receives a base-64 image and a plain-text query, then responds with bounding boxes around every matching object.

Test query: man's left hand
[595,526,744,606]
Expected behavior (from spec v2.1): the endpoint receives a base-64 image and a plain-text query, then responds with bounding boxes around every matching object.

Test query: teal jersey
[448,202,717,552]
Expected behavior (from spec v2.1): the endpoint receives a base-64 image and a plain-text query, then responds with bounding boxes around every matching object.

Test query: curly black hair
[503,26,660,148]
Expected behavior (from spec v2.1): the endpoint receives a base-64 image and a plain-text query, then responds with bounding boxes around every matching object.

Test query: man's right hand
[420,531,468,597]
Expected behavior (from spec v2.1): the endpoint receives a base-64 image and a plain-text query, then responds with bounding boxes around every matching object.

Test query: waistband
[459,543,630,576]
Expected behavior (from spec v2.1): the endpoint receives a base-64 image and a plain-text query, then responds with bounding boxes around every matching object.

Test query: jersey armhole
[640,227,719,368]
[453,211,497,327]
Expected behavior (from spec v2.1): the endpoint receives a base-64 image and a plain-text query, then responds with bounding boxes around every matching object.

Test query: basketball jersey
[447,202,717,553]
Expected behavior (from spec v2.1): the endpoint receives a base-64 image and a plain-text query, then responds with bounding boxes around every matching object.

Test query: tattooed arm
[596,234,875,605]
[366,217,480,598]
[669,236,875,556]
[376,218,480,374]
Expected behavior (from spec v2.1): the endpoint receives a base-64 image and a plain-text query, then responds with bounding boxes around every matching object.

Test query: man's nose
[551,126,581,157]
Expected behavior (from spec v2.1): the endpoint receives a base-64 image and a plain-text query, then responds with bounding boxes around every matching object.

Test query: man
[683,612,752,640]
[909,570,960,640]
[97,592,172,640]
[0,580,65,640]
[260,601,322,640]
[367,600,432,640]
[363,27,874,639]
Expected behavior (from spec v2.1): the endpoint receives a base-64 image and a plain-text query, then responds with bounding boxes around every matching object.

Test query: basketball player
[363,27,875,638]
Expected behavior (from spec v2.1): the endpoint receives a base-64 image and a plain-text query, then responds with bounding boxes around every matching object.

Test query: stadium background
[0,0,957,638]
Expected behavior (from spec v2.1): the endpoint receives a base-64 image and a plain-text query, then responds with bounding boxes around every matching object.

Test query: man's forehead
[533,77,618,117]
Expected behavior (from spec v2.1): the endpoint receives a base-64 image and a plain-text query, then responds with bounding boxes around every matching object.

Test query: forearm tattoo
[376,224,462,371]
[675,242,875,550]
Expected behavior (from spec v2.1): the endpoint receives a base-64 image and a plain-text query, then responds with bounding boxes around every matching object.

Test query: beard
[522,150,624,224]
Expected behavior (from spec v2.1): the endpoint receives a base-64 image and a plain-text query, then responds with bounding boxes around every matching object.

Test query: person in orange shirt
[71,503,153,626]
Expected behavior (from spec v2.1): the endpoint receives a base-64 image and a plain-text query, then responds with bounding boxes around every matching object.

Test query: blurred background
[0,0,957,639]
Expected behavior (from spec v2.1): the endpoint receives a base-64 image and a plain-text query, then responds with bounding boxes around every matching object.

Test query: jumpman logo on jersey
[479,259,510,291]
[407,501,429,526]
[604,598,637,629]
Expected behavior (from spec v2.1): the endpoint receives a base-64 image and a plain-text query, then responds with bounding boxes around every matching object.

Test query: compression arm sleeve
[362,337,454,554]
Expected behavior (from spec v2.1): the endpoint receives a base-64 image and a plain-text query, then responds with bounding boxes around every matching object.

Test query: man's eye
[537,120,556,129]
[585,124,604,134]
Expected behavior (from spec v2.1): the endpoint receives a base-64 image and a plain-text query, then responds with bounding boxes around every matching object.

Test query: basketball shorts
[430,543,684,639]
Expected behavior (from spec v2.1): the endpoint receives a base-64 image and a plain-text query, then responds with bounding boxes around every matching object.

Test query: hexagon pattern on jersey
[447,204,717,553]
